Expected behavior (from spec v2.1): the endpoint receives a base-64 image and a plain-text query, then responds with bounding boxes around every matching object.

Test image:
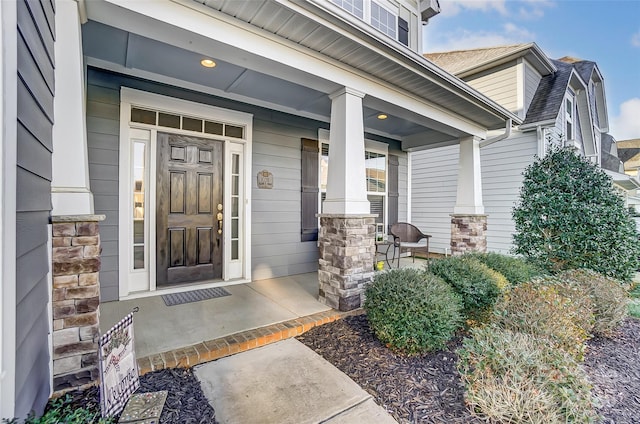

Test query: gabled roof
[424,43,555,77]
[522,60,575,125]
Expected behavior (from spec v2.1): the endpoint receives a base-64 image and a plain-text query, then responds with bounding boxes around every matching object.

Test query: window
[565,95,574,141]
[331,0,402,44]
[320,143,387,227]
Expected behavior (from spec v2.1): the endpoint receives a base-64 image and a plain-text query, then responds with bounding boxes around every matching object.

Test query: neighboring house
[0,0,518,417]
[615,138,640,212]
[412,43,620,254]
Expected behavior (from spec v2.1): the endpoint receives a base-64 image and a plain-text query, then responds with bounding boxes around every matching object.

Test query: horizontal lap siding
[524,61,542,115]
[466,61,518,114]
[410,145,459,253]
[86,73,121,302]
[15,0,55,417]
[251,119,319,280]
[480,131,537,253]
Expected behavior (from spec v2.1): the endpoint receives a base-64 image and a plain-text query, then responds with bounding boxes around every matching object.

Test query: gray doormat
[162,287,231,306]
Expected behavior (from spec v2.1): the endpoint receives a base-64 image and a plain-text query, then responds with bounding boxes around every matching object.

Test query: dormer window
[565,95,574,141]
[331,0,408,46]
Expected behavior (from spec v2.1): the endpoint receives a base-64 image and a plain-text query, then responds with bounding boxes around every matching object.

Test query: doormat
[161,287,231,306]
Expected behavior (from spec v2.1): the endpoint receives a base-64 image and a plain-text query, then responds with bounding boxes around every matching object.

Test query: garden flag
[99,312,140,417]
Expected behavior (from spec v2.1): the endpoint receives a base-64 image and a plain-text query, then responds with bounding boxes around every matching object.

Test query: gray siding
[465,61,519,115]
[480,130,538,253]
[410,145,459,253]
[411,130,538,254]
[394,150,409,223]
[86,69,331,299]
[523,61,542,117]
[15,0,55,417]
[251,119,319,280]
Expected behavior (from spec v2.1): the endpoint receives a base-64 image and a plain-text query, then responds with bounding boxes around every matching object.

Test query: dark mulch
[297,313,480,423]
[58,368,217,423]
[297,313,640,424]
[583,318,640,424]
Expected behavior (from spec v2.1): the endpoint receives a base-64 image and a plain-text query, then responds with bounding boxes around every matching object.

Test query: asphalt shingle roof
[521,60,574,125]
[424,44,533,75]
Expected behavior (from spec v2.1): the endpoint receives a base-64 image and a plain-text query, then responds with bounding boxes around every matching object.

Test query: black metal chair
[389,222,431,267]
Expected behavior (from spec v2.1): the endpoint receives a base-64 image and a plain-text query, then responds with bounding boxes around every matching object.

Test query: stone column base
[51,214,105,393]
[317,214,376,311]
[450,214,487,255]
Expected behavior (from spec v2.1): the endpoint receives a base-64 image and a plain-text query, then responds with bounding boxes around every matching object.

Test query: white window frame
[118,88,253,299]
[331,0,400,42]
[565,92,575,142]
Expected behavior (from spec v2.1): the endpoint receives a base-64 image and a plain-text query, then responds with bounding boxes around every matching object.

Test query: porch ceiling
[81,0,512,146]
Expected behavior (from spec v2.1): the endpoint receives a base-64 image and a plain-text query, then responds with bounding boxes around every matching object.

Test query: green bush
[512,148,640,282]
[428,257,502,319]
[4,395,112,423]
[558,269,628,337]
[458,326,596,423]
[466,252,544,285]
[492,282,589,360]
[364,268,463,355]
[536,275,595,336]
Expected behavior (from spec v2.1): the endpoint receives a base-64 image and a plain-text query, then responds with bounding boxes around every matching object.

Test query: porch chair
[389,222,431,268]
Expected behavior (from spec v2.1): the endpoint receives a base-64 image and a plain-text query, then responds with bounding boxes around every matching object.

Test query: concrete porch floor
[100,257,429,362]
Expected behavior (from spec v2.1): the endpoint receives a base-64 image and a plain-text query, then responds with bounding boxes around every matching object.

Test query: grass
[629,283,640,319]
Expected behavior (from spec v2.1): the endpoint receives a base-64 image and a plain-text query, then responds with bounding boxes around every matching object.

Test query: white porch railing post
[51,0,93,215]
[323,87,369,214]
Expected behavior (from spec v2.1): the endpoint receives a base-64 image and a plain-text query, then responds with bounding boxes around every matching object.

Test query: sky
[422,0,640,140]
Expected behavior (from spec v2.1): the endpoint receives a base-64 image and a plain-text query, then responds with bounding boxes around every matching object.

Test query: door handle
[217,204,223,234]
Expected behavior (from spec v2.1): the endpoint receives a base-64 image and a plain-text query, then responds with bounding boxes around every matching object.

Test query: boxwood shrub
[364,268,462,355]
[558,269,628,337]
[466,252,544,286]
[428,257,502,319]
[492,282,590,360]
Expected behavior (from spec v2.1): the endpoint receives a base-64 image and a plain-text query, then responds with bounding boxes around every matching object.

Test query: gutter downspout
[479,118,512,148]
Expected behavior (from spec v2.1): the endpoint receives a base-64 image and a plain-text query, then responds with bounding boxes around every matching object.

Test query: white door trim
[118,88,253,299]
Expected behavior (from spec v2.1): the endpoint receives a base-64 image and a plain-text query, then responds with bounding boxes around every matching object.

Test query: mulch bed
[57,368,217,423]
[58,316,640,423]
[297,313,640,424]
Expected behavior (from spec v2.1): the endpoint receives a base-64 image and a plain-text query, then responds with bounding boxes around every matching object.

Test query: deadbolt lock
[217,203,223,211]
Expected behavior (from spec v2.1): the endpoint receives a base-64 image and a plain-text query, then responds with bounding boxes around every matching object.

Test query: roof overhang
[604,169,640,190]
[454,43,556,79]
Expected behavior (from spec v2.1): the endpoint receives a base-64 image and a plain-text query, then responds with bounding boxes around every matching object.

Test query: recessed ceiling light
[377,114,388,120]
[200,59,216,68]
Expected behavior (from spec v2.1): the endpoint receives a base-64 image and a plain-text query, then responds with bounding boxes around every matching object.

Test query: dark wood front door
[156,133,223,286]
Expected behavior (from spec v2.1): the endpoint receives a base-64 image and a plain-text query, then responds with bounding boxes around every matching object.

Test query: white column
[454,136,484,215]
[323,87,370,215]
[51,0,93,215]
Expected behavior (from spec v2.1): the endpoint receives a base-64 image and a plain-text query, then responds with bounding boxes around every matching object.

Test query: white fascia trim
[97,0,490,137]
[516,59,525,120]
[0,0,17,418]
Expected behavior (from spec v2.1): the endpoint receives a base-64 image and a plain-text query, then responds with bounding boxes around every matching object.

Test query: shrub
[4,394,113,423]
[536,275,595,336]
[364,268,463,355]
[428,257,502,319]
[492,282,589,360]
[466,252,544,286]
[512,148,640,282]
[558,269,628,337]
[458,326,596,423]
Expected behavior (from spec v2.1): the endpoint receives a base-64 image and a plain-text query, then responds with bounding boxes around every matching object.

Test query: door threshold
[120,277,251,301]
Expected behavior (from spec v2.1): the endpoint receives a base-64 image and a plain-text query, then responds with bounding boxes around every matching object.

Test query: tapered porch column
[451,136,487,254]
[51,0,93,215]
[318,88,375,311]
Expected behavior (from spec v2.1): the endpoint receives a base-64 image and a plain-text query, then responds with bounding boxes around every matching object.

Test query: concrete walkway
[195,338,398,424]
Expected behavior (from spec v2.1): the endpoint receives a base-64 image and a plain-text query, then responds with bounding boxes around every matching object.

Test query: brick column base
[317,214,376,311]
[51,214,105,393]
[450,214,487,255]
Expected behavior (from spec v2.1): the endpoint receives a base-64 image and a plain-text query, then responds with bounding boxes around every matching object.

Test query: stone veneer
[51,215,105,393]
[317,214,376,311]
[450,214,487,255]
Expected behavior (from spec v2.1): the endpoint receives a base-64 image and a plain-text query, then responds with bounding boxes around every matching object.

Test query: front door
[156,132,223,286]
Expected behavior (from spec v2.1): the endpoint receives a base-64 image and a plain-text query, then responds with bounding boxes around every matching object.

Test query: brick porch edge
[137,308,362,374]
